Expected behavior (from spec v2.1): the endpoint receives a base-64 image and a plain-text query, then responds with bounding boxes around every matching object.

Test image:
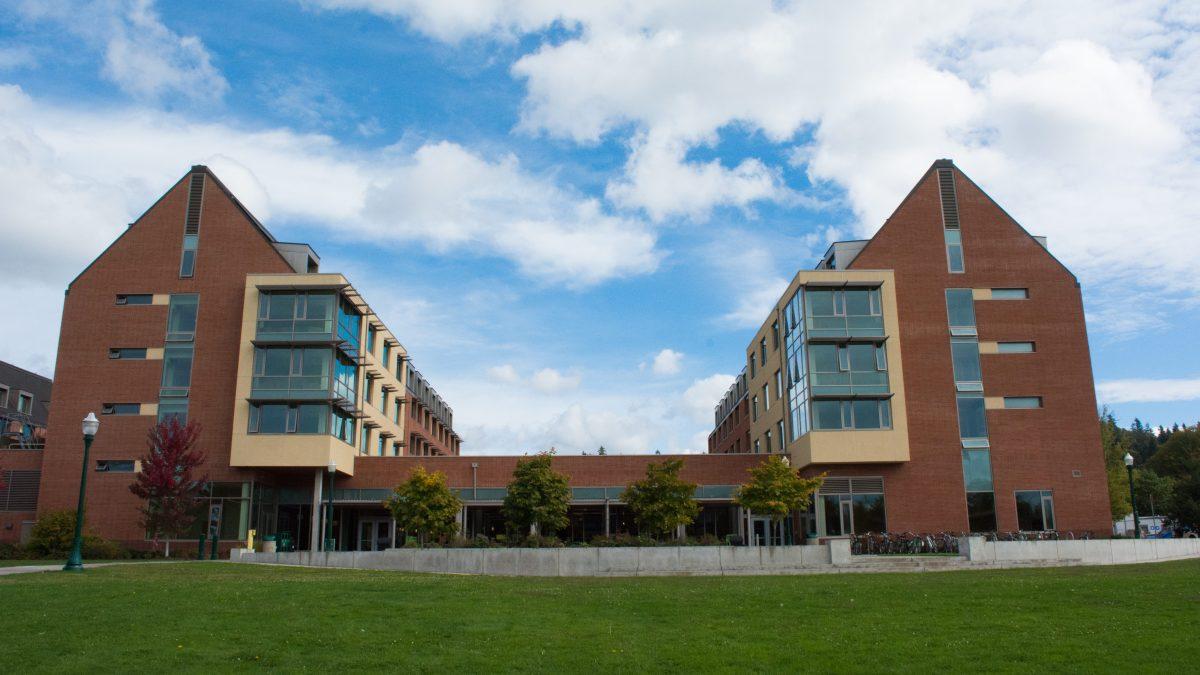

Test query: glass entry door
[358,518,393,551]
[750,517,788,546]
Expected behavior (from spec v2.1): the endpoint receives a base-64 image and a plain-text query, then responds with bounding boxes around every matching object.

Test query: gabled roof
[847,159,1078,283]
[66,165,295,291]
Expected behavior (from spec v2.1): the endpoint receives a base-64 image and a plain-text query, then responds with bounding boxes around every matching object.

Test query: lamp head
[327,461,337,474]
[82,412,100,438]
[1123,452,1134,468]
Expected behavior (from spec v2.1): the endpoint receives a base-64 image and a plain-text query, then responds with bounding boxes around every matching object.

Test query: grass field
[2,560,1197,672]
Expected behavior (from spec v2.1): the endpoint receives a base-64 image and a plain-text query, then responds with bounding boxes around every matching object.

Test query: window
[248,404,329,434]
[820,478,886,535]
[956,393,988,442]
[360,427,371,454]
[96,460,136,473]
[256,291,336,339]
[950,338,982,390]
[777,421,786,450]
[394,398,402,423]
[946,289,976,336]
[760,337,767,366]
[753,439,761,454]
[771,321,779,350]
[382,342,391,366]
[966,492,996,533]
[1015,490,1055,531]
[165,294,199,341]
[115,294,153,305]
[364,376,374,404]
[381,389,389,413]
[331,408,355,445]
[762,385,770,411]
[748,353,756,379]
[158,401,188,425]
[102,403,141,415]
[160,345,194,396]
[997,341,1035,353]
[774,369,782,400]
[962,450,993,492]
[377,435,386,456]
[0,385,8,408]
[1004,396,1043,409]
[811,398,892,430]
[751,396,759,422]
[251,347,333,395]
[807,342,889,396]
[367,326,377,353]
[991,288,1028,300]
[109,348,148,360]
[764,430,772,453]
[179,234,198,278]
[945,229,964,273]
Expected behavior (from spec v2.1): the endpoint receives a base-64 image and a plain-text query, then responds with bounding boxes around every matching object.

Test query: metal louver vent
[851,477,885,494]
[818,477,851,495]
[184,173,205,235]
[938,168,959,229]
[0,470,41,511]
[818,476,885,495]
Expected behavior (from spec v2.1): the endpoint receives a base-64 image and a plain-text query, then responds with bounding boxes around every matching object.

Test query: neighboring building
[712,159,1111,536]
[12,158,1112,553]
[0,360,51,449]
[0,360,50,543]
[708,370,749,454]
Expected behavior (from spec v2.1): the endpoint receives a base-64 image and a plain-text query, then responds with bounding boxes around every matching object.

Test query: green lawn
[1,560,1197,673]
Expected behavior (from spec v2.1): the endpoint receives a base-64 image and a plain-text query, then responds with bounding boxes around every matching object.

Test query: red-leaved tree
[129,417,208,557]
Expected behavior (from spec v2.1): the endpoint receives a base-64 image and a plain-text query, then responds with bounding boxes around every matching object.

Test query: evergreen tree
[1133,469,1176,517]
[128,417,208,557]
[384,467,462,545]
[621,459,700,540]
[503,452,570,537]
[1147,426,1200,479]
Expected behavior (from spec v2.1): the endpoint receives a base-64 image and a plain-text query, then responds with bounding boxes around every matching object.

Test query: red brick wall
[845,163,1110,533]
[344,453,767,489]
[37,169,294,542]
[0,449,43,543]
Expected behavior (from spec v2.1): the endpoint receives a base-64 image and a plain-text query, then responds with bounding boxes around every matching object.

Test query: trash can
[278,531,294,552]
[262,534,277,554]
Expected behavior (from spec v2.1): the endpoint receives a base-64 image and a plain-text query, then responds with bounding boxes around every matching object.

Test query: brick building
[2,159,1111,553]
[715,159,1111,537]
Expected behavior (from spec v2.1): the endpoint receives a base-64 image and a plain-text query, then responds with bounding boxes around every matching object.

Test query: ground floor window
[1015,490,1055,531]
[816,477,885,535]
[966,492,996,532]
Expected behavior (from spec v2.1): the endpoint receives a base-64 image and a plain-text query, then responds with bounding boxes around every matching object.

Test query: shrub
[28,510,130,559]
[82,536,127,560]
[517,534,564,548]
[0,542,33,560]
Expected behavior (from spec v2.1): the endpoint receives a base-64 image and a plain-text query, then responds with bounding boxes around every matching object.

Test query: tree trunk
[165,539,171,558]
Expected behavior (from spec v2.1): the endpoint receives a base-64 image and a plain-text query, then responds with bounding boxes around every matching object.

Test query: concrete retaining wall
[230,537,1200,576]
[231,543,836,577]
[959,536,1200,566]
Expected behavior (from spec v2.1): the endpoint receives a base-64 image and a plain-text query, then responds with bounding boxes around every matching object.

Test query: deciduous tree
[128,417,208,557]
[503,452,570,537]
[384,467,462,546]
[734,456,823,539]
[621,459,699,540]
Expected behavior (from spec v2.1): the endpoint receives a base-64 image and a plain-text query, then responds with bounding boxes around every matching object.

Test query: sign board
[208,503,223,540]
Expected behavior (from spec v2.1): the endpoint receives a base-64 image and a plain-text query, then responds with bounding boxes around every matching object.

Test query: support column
[603,499,610,537]
[389,518,397,549]
[310,469,324,553]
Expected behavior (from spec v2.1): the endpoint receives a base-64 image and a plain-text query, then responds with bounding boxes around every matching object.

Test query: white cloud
[17,0,228,102]
[1097,378,1200,404]
[680,373,735,425]
[323,0,1200,335]
[529,368,581,394]
[486,364,521,384]
[0,85,659,291]
[649,348,684,376]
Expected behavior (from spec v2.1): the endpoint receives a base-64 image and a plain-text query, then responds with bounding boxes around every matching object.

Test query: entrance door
[358,518,393,551]
[750,517,785,546]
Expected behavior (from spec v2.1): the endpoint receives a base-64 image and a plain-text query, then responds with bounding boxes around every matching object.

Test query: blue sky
[1,1,1198,454]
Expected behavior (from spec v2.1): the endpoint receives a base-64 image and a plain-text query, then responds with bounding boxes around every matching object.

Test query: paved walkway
[0,560,193,576]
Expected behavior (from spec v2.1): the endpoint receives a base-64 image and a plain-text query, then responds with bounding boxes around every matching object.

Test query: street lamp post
[64,412,100,572]
[325,461,336,552]
[1124,452,1140,539]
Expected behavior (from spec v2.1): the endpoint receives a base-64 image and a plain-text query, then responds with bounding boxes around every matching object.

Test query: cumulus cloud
[529,368,582,394]
[319,0,1200,335]
[649,348,684,376]
[680,374,736,425]
[486,364,522,384]
[16,0,228,102]
[1097,378,1200,404]
[0,85,659,290]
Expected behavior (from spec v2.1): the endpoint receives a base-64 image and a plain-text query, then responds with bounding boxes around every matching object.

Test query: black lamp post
[64,412,100,572]
[325,461,336,552]
[1124,452,1139,539]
